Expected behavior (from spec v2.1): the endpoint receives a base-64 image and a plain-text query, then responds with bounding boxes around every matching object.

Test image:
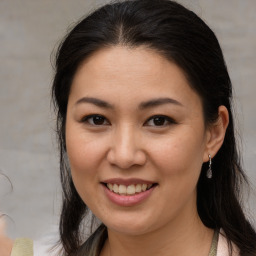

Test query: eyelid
[144,115,177,127]
[80,114,110,125]
[80,114,176,127]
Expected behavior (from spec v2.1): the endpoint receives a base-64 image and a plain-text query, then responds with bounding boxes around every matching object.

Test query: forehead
[69,46,202,110]
[75,46,185,83]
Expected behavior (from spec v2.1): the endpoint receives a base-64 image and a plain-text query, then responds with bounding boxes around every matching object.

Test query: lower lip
[102,184,156,207]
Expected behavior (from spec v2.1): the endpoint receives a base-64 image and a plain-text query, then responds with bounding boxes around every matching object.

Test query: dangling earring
[206,154,212,179]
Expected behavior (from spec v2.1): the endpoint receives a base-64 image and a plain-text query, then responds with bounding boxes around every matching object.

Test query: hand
[0,217,13,256]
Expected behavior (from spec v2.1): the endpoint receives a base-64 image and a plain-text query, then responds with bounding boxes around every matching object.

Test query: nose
[107,125,147,169]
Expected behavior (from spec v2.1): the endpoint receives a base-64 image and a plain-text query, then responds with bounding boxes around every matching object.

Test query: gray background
[0,0,255,240]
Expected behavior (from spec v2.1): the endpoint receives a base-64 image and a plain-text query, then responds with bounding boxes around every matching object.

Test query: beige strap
[11,238,33,256]
[209,230,219,256]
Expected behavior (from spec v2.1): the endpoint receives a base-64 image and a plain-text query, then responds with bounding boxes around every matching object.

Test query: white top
[217,230,239,256]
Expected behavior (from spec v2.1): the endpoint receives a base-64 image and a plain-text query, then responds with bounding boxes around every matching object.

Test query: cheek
[66,123,102,167]
[65,125,108,191]
[67,139,99,172]
[149,133,205,217]
[149,130,205,179]
[65,133,107,207]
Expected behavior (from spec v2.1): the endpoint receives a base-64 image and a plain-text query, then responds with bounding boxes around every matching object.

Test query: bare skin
[100,212,214,256]
[0,219,13,256]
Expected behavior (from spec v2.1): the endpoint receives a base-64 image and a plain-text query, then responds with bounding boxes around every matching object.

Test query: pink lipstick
[101,178,157,207]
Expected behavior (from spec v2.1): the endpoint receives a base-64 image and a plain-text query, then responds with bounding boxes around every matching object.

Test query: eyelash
[80,114,176,127]
[81,114,110,126]
[144,115,177,127]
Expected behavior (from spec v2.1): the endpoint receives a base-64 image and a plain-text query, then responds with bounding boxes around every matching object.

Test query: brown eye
[82,115,109,126]
[152,116,166,126]
[145,115,176,127]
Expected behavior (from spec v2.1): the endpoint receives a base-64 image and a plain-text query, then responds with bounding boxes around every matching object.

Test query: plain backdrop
[0,0,255,240]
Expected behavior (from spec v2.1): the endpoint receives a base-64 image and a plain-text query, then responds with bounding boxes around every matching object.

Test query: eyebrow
[139,97,183,109]
[75,97,183,109]
[75,97,113,109]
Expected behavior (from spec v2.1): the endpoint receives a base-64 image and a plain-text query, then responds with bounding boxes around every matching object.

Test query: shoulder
[216,230,240,256]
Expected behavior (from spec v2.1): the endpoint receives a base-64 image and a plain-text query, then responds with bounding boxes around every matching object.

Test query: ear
[203,105,229,162]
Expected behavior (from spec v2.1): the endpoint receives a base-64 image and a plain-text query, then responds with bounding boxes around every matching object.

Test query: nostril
[106,147,147,169]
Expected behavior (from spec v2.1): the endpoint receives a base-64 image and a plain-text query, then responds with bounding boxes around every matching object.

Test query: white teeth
[142,184,147,192]
[113,184,119,193]
[106,183,153,195]
[127,185,135,195]
[135,184,142,193]
[119,184,127,195]
[107,183,113,191]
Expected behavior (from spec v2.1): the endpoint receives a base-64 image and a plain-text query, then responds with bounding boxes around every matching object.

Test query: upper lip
[101,178,157,186]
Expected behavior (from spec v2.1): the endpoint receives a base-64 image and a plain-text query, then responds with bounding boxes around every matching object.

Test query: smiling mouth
[103,183,157,196]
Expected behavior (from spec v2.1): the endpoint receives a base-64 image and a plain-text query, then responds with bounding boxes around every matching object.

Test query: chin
[108,225,151,236]
[102,215,157,236]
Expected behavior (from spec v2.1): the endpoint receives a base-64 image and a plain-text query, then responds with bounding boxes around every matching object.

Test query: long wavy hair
[51,0,256,255]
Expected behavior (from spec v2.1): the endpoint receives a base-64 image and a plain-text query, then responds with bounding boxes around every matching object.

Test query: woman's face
[66,46,211,236]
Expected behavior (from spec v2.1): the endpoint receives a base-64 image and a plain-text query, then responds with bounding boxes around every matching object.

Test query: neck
[101,211,214,256]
